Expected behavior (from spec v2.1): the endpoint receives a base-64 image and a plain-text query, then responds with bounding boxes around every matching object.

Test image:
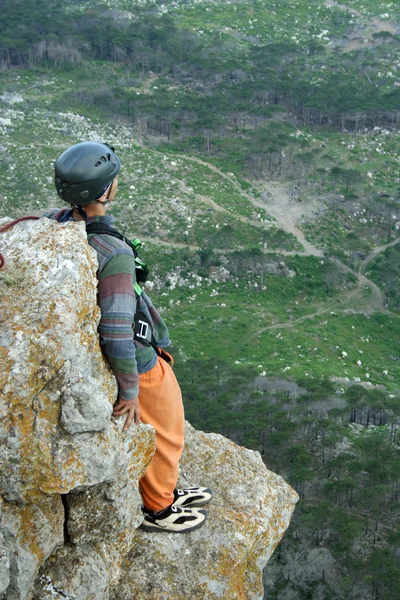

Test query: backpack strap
[85,222,134,249]
[133,308,160,354]
[85,223,149,288]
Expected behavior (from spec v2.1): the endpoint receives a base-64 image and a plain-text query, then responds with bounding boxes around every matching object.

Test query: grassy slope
[1,2,400,598]
[1,0,400,393]
[0,68,299,250]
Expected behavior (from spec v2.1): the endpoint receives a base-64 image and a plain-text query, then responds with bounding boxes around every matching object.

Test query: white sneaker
[173,487,213,508]
[141,504,208,533]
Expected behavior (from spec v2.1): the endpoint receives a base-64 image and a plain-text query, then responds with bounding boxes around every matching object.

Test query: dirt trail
[360,236,400,274]
[134,139,399,322]
[325,0,398,51]
[253,181,323,257]
[134,138,324,250]
[142,237,322,258]
[175,154,324,256]
[248,237,400,341]
[174,154,400,322]
[345,236,400,314]
[139,73,159,94]
[177,180,274,231]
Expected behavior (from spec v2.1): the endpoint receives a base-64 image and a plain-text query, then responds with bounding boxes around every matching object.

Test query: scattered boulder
[263,261,296,278]
[208,265,231,283]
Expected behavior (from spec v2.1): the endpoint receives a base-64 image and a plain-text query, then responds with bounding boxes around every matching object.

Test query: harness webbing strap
[134,282,142,295]
[134,309,159,352]
[85,223,149,285]
[85,223,132,245]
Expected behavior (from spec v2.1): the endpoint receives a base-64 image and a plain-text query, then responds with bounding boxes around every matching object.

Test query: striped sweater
[43,209,170,400]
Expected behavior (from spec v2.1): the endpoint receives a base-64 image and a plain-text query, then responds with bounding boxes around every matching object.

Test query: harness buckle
[136,320,149,340]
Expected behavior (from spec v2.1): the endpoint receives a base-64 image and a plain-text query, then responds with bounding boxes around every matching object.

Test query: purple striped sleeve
[97,254,139,401]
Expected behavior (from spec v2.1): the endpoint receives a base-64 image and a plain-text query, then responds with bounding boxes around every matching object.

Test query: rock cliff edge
[0,219,298,600]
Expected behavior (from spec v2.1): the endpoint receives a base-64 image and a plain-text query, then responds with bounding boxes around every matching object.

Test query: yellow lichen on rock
[1,218,297,600]
[0,219,157,599]
[111,423,298,600]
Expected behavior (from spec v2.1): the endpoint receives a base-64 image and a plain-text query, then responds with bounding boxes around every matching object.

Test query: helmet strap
[71,205,88,221]
[77,205,88,219]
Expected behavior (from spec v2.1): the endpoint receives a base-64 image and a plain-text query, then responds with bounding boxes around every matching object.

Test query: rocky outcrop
[0,218,298,599]
[114,423,298,600]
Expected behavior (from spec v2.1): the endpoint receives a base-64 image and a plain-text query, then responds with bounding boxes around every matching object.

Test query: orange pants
[138,356,185,512]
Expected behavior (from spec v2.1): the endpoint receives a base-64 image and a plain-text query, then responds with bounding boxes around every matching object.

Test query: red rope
[0,216,40,270]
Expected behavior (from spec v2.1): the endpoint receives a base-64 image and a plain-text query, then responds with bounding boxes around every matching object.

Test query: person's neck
[73,203,107,221]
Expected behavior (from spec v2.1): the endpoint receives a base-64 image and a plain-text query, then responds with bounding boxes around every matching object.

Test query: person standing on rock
[43,141,212,533]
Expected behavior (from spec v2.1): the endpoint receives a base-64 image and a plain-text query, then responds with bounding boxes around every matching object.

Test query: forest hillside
[0,1,400,598]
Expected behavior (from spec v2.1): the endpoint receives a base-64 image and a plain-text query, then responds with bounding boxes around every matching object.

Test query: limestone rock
[111,423,298,600]
[208,265,231,283]
[31,422,156,600]
[1,218,297,600]
[0,496,64,600]
[66,424,155,547]
[0,219,156,599]
[263,260,296,278]
[0,219,120,502]
[0,532,10,595]
[34,546,110,600]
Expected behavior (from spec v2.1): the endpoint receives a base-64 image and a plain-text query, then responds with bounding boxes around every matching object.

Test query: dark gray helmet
[54,141,120,205]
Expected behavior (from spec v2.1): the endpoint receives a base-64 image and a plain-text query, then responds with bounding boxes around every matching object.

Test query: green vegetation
[174,361,400,599]
[1,1,400,598]
[2,0,400,255]
[366,243,400,310]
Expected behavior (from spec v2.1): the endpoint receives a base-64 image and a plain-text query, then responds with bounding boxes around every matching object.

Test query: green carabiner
[132,238,142,251]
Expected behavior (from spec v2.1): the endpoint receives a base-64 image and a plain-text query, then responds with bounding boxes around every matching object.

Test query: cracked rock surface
[0,219,297,600]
